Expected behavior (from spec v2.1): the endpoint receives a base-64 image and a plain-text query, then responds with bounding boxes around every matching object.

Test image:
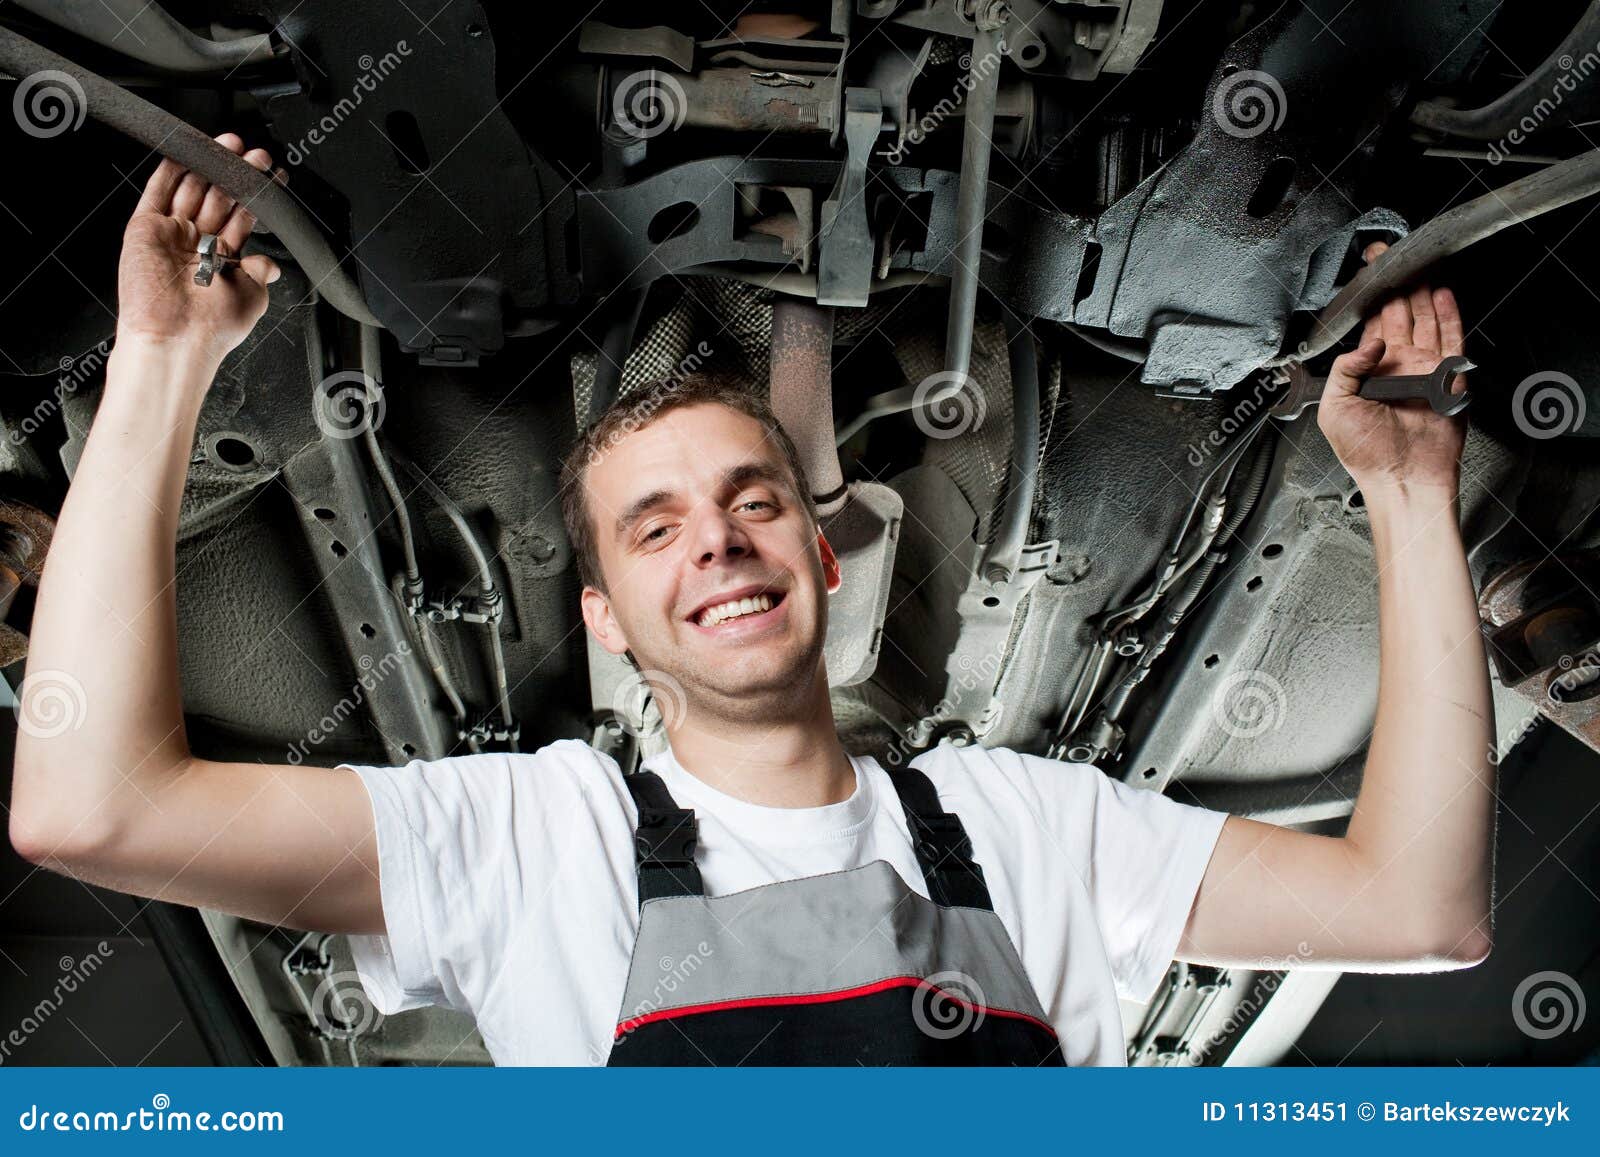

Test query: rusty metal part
[0,564,19,622]
[674,67,839,133]
[1480,552,1600,751]
[769,299,846,517]
[0,499,57,665]
[736,183,814,272]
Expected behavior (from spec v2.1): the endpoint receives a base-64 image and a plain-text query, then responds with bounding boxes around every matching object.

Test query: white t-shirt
[342,738,1228,1066]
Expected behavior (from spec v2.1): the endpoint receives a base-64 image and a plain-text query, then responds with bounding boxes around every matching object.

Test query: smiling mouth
[693,590,785,629]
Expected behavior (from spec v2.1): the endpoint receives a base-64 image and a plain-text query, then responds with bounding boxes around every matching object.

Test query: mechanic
[9,137,1496,1066]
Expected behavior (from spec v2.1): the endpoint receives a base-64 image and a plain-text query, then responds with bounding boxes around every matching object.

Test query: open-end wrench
[1268,354,1475,421]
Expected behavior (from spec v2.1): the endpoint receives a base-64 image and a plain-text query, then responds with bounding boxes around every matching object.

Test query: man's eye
[740,500,773,512]
[642,524,673,543]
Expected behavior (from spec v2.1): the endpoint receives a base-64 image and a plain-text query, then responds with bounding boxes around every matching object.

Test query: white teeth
[698,593,774,627]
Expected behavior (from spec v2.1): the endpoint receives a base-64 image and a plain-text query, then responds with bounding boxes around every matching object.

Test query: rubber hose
[0,24,379,327]
[1283,146,1600,363]
[1412,0,1600,141]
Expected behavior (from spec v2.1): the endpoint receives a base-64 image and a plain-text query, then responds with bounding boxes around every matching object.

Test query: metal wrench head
[1426,355,1476,417]
[1268,362,1324,421]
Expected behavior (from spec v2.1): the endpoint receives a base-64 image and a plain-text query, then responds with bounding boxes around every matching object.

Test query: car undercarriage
[1,0,1599,1066]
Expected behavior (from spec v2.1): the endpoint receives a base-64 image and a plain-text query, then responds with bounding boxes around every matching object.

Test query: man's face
[579,403,840,718]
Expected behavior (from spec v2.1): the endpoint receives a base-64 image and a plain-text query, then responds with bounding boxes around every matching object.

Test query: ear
[580,586,632,656]
[818,530,842,594]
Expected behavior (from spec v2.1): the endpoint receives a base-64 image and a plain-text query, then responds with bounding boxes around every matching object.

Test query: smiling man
[10,144,1495,1067]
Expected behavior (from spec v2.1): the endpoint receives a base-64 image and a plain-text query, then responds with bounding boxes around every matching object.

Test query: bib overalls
[605,764,1067,1066]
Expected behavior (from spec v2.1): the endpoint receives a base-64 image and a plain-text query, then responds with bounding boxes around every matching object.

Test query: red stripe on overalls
[614,974,1059,1039]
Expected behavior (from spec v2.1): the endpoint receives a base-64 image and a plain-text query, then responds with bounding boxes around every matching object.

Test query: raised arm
[7,136,384,936]
[1177,243,1495,972]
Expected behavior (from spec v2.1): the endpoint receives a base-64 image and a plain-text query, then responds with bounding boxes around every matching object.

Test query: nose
[687,503,752,568]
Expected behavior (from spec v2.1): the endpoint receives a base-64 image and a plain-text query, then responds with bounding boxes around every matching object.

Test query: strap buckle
[633,807,698,867]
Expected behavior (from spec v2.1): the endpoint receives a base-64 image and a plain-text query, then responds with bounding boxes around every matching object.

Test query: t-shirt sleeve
[1073,761,1228,1003]
[341,752,527,1017]
[1012,751,1229,1005]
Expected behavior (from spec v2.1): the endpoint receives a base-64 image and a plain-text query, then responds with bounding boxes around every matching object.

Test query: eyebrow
[614,461,790,539]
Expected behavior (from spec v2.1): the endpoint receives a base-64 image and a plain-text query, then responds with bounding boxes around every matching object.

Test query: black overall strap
[622,770,704,909]
[887,767,994,911]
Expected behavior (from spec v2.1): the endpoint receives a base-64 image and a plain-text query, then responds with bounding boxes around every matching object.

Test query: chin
[699,641,817,699]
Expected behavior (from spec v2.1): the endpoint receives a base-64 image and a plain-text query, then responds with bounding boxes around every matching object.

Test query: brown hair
[559,372,818,593]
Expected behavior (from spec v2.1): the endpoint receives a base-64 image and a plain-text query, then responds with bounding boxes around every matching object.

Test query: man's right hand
[9,133,386,938]
[117,133,282,359]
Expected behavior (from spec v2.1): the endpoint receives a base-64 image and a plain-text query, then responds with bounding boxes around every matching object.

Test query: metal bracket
[817,87,883,306]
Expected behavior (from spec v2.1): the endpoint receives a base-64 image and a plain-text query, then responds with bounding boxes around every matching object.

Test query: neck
[664,666,853,807]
